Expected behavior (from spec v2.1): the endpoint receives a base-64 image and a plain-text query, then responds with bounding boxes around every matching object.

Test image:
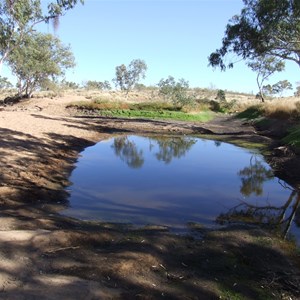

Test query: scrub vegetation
[236,101,300,152]
[68,98,214,122]
[65,86,300,152]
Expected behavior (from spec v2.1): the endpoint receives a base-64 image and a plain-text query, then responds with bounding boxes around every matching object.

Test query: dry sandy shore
[0,96,113,299]
[0,96,299,299]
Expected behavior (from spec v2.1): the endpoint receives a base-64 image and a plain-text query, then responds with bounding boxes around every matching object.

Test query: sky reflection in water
[62,135,300,241]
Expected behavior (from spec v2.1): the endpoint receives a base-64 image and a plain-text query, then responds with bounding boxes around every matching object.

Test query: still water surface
[62,135,300,241]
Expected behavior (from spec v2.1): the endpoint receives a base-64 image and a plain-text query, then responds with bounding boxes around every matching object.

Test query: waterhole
[62,135,300,242]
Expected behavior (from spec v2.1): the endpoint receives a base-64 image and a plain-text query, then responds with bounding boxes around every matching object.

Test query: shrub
[84,80,111,90]
[216,89,226,101]
[157,76,194,107]
[207,99,237,113]
[236,106,264,119]
[209,100,221,112]
[282,126,300,150]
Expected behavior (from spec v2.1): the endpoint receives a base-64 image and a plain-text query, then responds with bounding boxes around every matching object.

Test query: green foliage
[218,100,237,113]
[263,80,292,97]
[84,80,111,90]
[100,80,112,90]
[236,106,264,120]
[157,76,194,107]
[216,89,226,101]
[207,100,222,112]
[39,78,60,92]
[282,126,300,149]
[96,109,213,122]
[219,289,244,300]
[68,99,214,122]
[271,80,293,96]
[208,0,300,70]
[261,84,273,97]
[0,76,12,89]
[61,80,80,90]
[47,0,84,19]
[130,101,180,111]
[0,0,83,69]
[113,59,147,94]
[134,83,146,91]
[199,98,237,113]
[248,56,285,101]
[157,76,176,99]
[8,32,75,96]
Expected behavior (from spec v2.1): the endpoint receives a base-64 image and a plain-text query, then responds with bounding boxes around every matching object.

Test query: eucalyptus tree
[0,0,83,72]
[84,80,111,90]
[157,76,192,106]
[247,55,285,101]
[208,0,300,70]
[273,80,293,96]
[8,32,75,97]
[263,80,293,97]
[113,59,147,95]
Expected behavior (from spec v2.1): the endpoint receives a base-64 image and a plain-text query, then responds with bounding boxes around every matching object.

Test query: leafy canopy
[9,32,75,96]
[262,80,293,97]
[113,59,147,94]
[208,0,300,70]
[84,80,111,90]
[0,0,83,68]
[247,55,285,101]
[157,76,193,106]
[0,75,11,89]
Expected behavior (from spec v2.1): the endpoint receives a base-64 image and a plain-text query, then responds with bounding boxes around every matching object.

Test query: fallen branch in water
[45,246,80,253]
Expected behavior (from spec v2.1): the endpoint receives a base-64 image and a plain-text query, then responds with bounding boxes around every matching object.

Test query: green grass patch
[96,109,214,122]
[254,118,273,128]
[236,106,264,120]
[282,125,300,149]
[219,288,244,300]
[129,101,180,111]
[68,100,214,122]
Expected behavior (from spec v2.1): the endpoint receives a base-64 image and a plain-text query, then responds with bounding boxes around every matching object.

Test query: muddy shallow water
[62,135,300,242]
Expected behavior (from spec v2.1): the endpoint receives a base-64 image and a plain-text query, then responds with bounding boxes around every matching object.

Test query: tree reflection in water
[111,135,196,168]
[238,155,274,196]
[112,136,144,169]
[152,136,196,164]
[217,155,300,239]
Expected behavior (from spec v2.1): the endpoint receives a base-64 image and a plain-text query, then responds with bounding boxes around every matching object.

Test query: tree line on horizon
[0,0,299,101]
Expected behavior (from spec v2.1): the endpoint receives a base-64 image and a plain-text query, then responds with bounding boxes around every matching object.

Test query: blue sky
[3,0,299,94]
